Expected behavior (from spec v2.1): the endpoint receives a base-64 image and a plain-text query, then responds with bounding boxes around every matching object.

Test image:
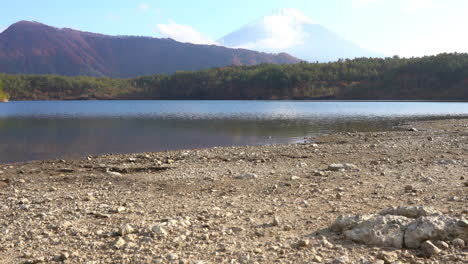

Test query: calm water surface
[1,101,467,163]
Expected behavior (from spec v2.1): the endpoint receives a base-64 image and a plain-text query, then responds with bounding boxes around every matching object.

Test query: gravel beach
[0,118,467,264]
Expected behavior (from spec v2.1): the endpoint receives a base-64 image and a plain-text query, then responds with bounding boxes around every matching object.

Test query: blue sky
[1,0,467,57]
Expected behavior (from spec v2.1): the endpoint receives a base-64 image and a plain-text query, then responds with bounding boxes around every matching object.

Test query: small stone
[435,241,449,250]
[321,239,334,249]
[451,238,465,248]
[118,224,135,236]
[404,185,413,191]
[115,206,126,213]
[296,239,309,247]
[52,253,69,262]
[25,257,46,264]
[313,171,325,176]
[328,163,357,171]
[166,253,178,261]
[236,173,258,180]
[328,164,345,171]
[272,216,280,226]
[106,170,122,177]
[377,251,398,263]
[332,255,349,264]
[290,176,300,180]
[114,237,126,249]
[408,127,418,132]
[311,255,322,263]
[457,219,468,227]
[421,240,441,256]
[152,225,168,237]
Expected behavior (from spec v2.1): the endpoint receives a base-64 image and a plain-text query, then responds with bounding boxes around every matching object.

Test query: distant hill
[217,8,382,62]
[0,21,300,78]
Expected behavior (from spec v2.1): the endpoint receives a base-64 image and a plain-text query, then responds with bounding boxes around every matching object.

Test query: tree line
[1,53,467,101]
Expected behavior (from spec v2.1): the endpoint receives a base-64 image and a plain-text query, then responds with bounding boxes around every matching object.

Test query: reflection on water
[1,101,467,163]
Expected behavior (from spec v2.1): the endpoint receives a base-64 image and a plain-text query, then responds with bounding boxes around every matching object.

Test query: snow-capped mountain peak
[218,8,381,62]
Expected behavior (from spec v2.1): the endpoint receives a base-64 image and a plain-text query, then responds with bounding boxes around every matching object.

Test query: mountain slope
[0,21,300,78]
[217,8,381,62]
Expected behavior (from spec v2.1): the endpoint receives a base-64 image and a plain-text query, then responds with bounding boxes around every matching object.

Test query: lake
[1,101,467,164]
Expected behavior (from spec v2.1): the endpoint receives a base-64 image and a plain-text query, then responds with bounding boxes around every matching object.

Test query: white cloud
[227,8,315,50]
[0,26,5,33]
[155,21,214,45]
[139,3,150,12]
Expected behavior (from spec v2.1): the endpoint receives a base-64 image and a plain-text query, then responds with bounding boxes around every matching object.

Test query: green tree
[0,79,10,101]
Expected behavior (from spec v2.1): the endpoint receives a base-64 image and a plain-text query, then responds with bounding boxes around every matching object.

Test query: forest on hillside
[1,53,467,101]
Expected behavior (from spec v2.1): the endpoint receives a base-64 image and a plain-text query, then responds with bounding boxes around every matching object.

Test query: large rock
[379,206,441,219]
[331,206,468,249]
[331,214,374,232]
[343,215,412,248]
[404,215,467,248]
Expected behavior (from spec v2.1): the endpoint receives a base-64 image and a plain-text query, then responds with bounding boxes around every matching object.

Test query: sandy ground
[0,118,467,264]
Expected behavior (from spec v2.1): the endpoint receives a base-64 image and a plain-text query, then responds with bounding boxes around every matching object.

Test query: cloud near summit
[155,21,214,45]
[218,8,316,51]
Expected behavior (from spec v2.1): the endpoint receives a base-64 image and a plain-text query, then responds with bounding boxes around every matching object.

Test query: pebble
[118,224,135,236]
[296,239,309,248]
[421,240,441,256]
[321,239,334,249]
[272,215,280,226]
[113,237,126,249]
[332,255,349,264]
[451,238,465,248]
[152,225,168,237]
[105,170,122,177]
[166,253,179,261]
[377,251,398,263]
[52,252,69,262]
[236,173,258,179]
[435,241,449,250]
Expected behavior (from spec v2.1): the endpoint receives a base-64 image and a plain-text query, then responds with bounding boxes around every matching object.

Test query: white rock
[420,240,441,256]
[235,173,258,180]
[328,164,345,171]
[118,224,135,236]
[331,214,374,232]
[152,225,168,237]
[343,215,412,248]
[106,170,122,177]
[404,215,466,248]
[114,237,126,249]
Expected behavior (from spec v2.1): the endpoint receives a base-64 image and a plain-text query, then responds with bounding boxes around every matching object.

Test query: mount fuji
[217,8,381,62]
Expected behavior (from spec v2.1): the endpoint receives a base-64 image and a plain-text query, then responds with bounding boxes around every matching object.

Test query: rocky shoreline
[0,118,467,263]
